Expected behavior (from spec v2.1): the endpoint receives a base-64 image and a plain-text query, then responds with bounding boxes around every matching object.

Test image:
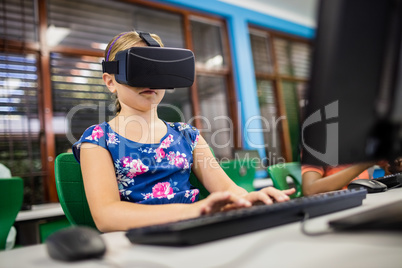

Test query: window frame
[249,25,312,162]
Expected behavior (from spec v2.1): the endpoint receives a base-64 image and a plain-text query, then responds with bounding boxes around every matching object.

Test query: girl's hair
[104,31,164,114]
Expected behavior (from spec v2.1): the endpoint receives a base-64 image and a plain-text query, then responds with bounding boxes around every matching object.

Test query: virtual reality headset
[102,32,195,89]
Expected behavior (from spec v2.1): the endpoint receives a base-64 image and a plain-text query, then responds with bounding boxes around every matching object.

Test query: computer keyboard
[374,173,402,188]
[126,189,367,246]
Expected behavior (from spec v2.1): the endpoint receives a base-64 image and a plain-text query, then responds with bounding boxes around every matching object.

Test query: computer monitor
[301,0,402,167]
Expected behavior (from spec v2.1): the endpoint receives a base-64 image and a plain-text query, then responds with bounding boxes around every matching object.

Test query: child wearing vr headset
[73,31,295,232]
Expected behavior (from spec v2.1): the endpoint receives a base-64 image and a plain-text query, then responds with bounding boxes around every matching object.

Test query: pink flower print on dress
[155,147,165,162]
[161,134,174,148]
[152,182,175,199]
[107,133,120,145]
[121,157,132,168]
[191,134,200,151]
[154,134,174,162]
[85,125,104,142]
[168,151,189,169]
[184,189,199,202]
[143,193,153,200]
[174,154,188,169]
[184,190,190,198]
[124,158,149,178]
[191,189,199,202]
[167,151,176,163]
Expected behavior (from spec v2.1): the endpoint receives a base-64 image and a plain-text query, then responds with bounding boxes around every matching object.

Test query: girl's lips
[140,89,156,94]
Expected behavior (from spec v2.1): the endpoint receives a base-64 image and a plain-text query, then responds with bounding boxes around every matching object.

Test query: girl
[73,31,295,232]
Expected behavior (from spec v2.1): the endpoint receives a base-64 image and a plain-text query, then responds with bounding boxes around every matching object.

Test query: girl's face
[118,82,165,113]
[103,73,166,114]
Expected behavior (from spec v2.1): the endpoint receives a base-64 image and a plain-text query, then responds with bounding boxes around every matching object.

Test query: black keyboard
[126,189,367,246]
[374,173,402,188]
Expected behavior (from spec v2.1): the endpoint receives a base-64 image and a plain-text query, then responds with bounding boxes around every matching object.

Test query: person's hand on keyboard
[243,187,296,205]
[195,191,252,215]
[217,187,296,211]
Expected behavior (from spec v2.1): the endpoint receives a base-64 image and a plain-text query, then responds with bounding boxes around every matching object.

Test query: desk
[2,188,402,268]
[15,203,66,245]
[16,203,64,222]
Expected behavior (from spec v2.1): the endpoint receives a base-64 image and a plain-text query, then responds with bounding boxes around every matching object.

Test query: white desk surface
[16,203,65,222]
[2,188,402,268]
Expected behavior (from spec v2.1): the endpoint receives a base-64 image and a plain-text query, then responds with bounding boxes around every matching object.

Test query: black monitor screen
[302,0,402,167]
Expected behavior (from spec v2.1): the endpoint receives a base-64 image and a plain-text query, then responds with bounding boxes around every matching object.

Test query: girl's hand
[193,191,252,216]
[242,187,296,205]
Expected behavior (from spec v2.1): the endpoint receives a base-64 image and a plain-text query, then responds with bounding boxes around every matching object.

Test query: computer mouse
[347,179,387,193]
[46,226,106,262]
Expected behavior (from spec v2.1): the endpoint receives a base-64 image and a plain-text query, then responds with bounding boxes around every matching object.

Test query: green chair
[189,172,210,201]
[267,162,302,199]
[54,153,97,229]
[220,159,256,192]
[0,177,23,250]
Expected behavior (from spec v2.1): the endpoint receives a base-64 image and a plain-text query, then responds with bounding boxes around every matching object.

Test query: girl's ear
[103,73,117,93]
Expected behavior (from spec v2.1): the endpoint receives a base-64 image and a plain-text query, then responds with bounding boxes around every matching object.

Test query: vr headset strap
[138,32,160,47]
[102,31,160,74]
[102,61,118,74]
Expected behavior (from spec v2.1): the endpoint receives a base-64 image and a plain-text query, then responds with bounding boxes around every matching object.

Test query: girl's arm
[80,143,246,232]
[191,136,295,205]
[302,162,374,196]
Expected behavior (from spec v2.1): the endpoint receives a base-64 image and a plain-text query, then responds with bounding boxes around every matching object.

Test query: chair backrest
[54,153,97,229]
[220,159,256,192]
[0,177,23,250]
[267,162,302,198]
[189,172,210,201]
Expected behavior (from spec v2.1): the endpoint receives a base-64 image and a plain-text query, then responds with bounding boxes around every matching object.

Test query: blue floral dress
[72,121,200,204]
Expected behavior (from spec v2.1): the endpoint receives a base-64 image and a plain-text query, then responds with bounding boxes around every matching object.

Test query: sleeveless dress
[73,121,201,204]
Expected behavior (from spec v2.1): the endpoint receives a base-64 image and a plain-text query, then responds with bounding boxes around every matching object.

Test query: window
[249,28,311,162]
[256,79,282,165]
[47,0,185,50]
[0,52,44,205]
[191,17,233,159]
[50,53,114,154]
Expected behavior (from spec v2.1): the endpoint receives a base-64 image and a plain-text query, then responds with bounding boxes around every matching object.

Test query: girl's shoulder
[166,122,200,150]
[81,122,111,139]
[167,122,198,134]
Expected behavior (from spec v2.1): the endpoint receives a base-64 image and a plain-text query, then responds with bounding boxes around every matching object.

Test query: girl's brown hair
[104,31,164,114]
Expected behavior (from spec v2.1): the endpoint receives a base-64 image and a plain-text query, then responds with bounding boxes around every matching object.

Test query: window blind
[257,79,283,162]
[249,32,274,74]
[0,52,44,205]
[274,38,311,78]
[47,0,184,50]
[50,52,113,149]
[0,0,37,42]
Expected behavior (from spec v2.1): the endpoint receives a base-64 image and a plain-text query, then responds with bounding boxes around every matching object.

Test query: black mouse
[347,179,387,193]
[46,226,106,262]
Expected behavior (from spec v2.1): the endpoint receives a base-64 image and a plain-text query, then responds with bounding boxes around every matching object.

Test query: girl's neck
[117,106,159,125]
[108,107,167,144]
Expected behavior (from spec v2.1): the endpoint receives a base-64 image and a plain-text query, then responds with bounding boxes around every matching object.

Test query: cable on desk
[300,211,334,237]
[388,184,402,190]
